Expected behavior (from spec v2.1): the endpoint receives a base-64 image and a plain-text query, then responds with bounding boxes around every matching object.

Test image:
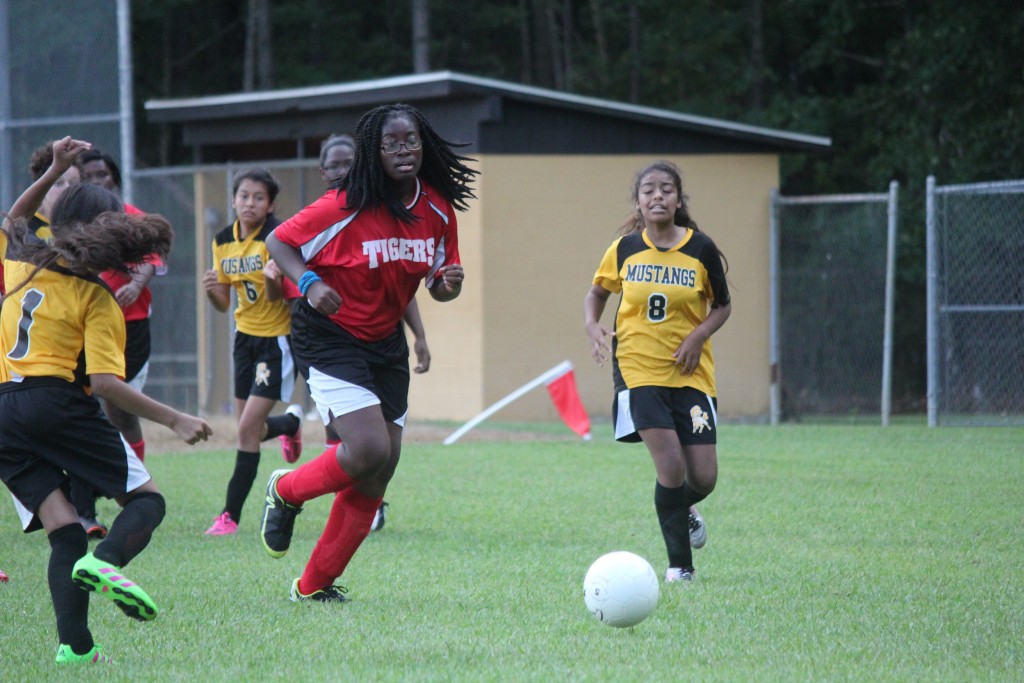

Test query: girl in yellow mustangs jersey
[0,137,212,665]
[584,161,731,585]
[202,168,303,536]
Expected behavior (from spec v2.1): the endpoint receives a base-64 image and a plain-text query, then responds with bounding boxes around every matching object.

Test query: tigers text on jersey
[212,217,291,337]
[0,259,126,386]
[273,178,459,341]
[592,229,730,395]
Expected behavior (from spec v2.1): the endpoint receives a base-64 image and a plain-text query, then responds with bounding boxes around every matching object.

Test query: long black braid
[341,103,478,222]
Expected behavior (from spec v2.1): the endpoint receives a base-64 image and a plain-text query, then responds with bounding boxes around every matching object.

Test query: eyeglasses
[380,138,423,154]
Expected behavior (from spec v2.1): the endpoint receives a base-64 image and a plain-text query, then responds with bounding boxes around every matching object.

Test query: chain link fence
[770,185,898,424]
[927,178,1024,426]
[0,0,122,214]
[136,161,323,414]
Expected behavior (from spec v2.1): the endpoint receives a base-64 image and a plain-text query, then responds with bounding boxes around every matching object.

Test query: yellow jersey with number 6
[212,217,290,337]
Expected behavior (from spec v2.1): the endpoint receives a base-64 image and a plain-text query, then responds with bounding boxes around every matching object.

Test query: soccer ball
[583,551,659,628]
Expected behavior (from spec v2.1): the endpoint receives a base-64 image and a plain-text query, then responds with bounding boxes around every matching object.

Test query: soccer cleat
[72,552,158,621]
[370,501,389,532]
[79,516,108,540]
[204,511,238,536]
[665,567,695,583]
[278,404,304,463]
[289,578,349,603]
[260,469,303,559]
[0,568,8,583]
[55,643,111,664]
[688,506,707,549]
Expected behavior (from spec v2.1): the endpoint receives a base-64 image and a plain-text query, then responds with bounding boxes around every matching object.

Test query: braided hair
[342,104,478,222]
[2,184,173,301]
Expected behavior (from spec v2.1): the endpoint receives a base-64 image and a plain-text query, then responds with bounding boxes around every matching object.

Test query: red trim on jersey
[282,275,301,301]
[100,254,165,321]
[273,180,459,341]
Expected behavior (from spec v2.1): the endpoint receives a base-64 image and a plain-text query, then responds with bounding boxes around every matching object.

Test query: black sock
[655,481,693,570]
[48,523,92,653]
[95,492,166,568]
[224,450,260,522]
[681,481,709,509]
[263,413,300,441]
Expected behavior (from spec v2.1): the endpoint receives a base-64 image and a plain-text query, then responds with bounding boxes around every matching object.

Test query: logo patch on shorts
[255,362,272,386]
[689,405,711,434]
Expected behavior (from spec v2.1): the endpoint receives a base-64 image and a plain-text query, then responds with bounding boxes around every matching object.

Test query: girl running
[0,137,212,664]
[202,168,303,536]
[259,103,476,602]
[584,161,731,583]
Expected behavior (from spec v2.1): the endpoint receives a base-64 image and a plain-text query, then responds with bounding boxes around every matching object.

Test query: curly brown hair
[28,143,53,181]
[2,185,173,301]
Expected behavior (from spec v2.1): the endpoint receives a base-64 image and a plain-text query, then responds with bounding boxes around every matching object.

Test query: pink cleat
[205,512,238,536]
[0,569,8,583]
[278,404,304,463]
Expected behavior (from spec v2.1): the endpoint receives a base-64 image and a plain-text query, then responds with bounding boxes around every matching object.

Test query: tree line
[132,0,1024,407]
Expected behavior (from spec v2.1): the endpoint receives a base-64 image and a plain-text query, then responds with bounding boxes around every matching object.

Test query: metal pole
[768,188,781,425]
[117,0,135,204]
[925,176,938,427]
[880,181,898,426]
[0,0,13,214]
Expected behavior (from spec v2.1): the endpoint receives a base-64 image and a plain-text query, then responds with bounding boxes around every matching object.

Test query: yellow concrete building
[146,72,829,424]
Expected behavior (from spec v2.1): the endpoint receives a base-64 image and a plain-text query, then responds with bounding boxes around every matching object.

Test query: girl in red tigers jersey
[0,137,212,665]
[259,104,476,603]
[584,161,731,584]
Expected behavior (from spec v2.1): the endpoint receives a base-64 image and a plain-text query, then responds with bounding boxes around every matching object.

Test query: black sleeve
[700,237,730,308]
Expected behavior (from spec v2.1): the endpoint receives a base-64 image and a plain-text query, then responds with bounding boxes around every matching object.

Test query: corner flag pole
[443,361,574,445]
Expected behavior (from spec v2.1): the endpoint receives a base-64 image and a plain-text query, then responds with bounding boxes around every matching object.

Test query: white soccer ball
[583,551,659,628]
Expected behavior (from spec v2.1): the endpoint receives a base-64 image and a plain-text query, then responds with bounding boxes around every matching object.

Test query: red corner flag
[545,363,592,440]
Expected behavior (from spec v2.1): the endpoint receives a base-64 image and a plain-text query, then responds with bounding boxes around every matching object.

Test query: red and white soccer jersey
[273,178,459,341]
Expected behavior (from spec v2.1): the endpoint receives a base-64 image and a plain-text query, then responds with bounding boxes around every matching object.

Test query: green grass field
[1,423,1021,681]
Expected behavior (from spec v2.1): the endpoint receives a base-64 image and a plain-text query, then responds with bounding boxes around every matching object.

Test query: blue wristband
[297,271,322,297]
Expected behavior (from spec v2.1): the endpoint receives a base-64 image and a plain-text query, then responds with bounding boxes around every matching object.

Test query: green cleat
[55,643,111,664]
[260,469,303,559]
[71,552,158,621]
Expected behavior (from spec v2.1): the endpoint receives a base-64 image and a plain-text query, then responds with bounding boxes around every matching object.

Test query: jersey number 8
[647,293,667,322]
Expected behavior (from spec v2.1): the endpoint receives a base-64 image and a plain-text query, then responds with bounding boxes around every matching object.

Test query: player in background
[202,168,303,536]
[74,150,167,539]
[0,137,212,664]
[259,103,476,602]
[584,161,731,583]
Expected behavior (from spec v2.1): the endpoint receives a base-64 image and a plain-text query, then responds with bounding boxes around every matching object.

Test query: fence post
[768,188,781,425]
[881,180,898,426]
[925,175,938,427]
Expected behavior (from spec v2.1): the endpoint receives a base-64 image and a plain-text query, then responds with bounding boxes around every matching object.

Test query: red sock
[276,445,354,504]
[298,487,381,594]
[326,438,341,447]
[129,439,145,462]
